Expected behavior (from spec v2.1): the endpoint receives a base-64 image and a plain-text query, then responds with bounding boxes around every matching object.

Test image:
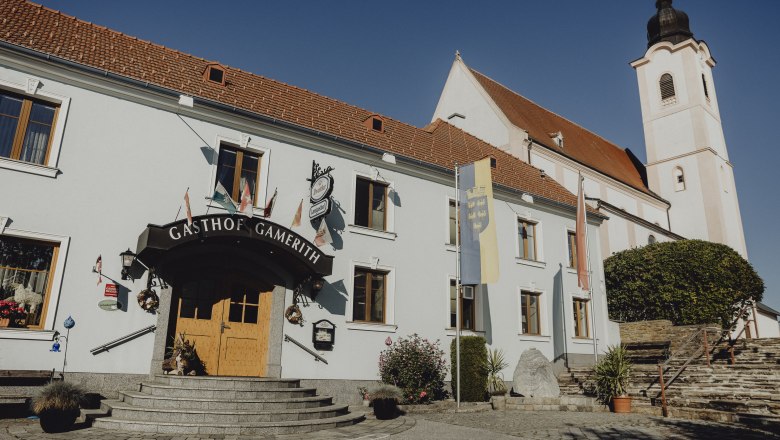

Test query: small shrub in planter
[379,334,447,404]
[370,384,402,420]
[593,345,633,413]
[31,382,86,433]
[486,348,508,396]
[450,336,487,401]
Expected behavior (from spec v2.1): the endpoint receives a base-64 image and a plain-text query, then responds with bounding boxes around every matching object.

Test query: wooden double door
[173,274,273,376]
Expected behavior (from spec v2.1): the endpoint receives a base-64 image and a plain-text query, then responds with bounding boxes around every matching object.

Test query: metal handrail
[90,325,156,355]
[284,333,328,364]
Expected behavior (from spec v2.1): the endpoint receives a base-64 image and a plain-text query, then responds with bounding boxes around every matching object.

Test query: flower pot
[38,408,79,433]
[372,398,398,420]
[611,395,632,413]
[0,318,9,327]
[490,395,507,410]
[362,399,370,407]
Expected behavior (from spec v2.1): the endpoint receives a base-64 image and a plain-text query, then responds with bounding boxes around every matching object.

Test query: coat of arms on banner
[466,186,489,235]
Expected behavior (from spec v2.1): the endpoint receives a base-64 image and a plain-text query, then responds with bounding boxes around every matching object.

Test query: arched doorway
[134,214,333,377]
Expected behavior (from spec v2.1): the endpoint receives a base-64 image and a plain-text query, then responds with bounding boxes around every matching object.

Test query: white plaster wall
[756,312,780,339]
[0,60,614,382]
[432,60,509,149]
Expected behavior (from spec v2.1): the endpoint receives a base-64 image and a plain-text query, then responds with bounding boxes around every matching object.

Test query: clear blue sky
[35,0,780,310]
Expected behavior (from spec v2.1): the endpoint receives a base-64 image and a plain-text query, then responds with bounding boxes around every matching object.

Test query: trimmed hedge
[450,336,487,402]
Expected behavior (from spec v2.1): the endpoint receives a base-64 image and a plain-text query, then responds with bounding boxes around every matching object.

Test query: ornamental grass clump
[379,334,447,404]
[31,381,86,433]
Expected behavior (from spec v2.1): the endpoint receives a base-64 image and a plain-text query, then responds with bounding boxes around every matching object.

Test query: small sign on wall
[104,283,118,297]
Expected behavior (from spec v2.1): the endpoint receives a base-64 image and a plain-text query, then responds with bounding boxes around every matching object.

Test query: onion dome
[647,0,694,48]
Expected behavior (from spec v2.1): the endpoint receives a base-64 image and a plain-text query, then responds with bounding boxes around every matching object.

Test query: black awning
[135,214,333,281]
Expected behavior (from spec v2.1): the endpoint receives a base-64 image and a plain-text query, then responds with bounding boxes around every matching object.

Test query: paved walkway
[1,410,775,439]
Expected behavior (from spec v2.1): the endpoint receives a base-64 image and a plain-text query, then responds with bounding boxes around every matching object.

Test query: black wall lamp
[120,248,137,281]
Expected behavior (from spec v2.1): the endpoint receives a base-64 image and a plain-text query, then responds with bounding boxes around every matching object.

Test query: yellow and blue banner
[459,158,499,285]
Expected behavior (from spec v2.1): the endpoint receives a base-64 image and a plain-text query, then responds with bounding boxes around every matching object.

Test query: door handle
[220,322,231,333]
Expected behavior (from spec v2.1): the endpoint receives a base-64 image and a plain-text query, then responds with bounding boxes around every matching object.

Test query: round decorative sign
[98,299,122,311]
[310,175,334,203]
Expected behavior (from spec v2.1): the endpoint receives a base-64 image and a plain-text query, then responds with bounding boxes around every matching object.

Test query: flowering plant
[357,386,370,400]
[379,334,447,404]
[0,300,27,324]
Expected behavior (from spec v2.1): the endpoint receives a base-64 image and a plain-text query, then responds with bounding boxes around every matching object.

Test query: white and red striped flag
[184,189,193,226]
[239,179,253,218]
[96,255,103,285]
[263,188,278,218]
[575,173,589,292]
[291,199,303,228]
[314,218,332,247]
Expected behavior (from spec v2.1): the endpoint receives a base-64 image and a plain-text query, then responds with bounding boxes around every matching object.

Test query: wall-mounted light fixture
[120,248,137,281]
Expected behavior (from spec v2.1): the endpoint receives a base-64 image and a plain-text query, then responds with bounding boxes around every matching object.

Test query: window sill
[347,225,396,240]
[0,158,59,178]
[515,258,545,269]
[0,328,58,340]
[346,322,397,333]
[572,337,594,344]
[566,267,578,275]
[516,334,550,342]
[445,244,457,252]
[445,328,484,337]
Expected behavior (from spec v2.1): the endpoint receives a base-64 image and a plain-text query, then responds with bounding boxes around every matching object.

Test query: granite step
[103,400,349,423]
[139,382,317,399]
[91,411,364,435]
[119,390,333,410]
[153,374,300,390]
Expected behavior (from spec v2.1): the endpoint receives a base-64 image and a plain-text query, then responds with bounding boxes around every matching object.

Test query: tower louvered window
[702,74,709,99]
[659,73,676,104]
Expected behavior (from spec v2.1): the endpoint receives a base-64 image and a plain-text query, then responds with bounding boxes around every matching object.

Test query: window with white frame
[659,73,676,105]
[354,177,388,231]
[449,279,475,331]
[567,230,578,269]
[0,228,68,336]
[520,290,541,335]
[573,297,590,338]
[517,218,538,261]
[0,79,70,176]
[352,266,387,323]
[673,167,686,192]
[215,143,263,205]
[447,199,461,245]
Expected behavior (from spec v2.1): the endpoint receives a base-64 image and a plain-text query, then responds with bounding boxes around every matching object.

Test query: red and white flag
[96,255,103,285]
[239,179,253,218]
[184,189,193,226]
[575,174,589,292]
[314,218,332,247]
[291,199,303,228]
[263,188,278,218]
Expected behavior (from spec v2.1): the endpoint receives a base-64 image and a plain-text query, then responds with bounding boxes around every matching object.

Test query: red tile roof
[469,68,657,198]
[0,0,593,213]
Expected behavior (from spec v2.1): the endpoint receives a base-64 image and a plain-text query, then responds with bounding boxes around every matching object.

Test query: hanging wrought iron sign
[307,161,334,221]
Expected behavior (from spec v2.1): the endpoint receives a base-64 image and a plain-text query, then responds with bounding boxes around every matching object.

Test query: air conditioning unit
[462,286,474,300]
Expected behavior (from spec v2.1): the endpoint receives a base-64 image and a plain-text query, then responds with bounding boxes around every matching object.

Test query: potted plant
[0,300,26,327]
[486,348,508,409]
[370,384,401,420]
[31,382,86,433]
[594,345,633,413]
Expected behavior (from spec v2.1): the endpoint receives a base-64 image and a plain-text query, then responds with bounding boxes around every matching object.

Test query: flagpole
[454,163,461,411]
[581,175,598,363]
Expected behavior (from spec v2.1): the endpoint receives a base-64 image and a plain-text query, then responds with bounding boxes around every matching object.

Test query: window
[0,236,58,329]
[448,199,459,245]
[517,219,537,261]
[702,74,709,100]
[648,235,657,245]
[364,115,384,132]
[489,156,497,168]
[372,117,383,132]
[673,167,685,192]
[573,298,589,338]
[204,64,226,85]
[659,73,676,104]
[353,267,386,323]
[0,91,59,166]
[567,231,578,269]
[520,291,541,335]
[354,177,388,231]
[449,279,475,331]
[215,144,262,204]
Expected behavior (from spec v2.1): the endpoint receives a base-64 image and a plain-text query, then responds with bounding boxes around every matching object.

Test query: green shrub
[605,240,764,327]
[450,336,487,402]
[379,334,447,404]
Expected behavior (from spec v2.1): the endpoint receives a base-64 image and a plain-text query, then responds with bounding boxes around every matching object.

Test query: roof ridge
[468,67,630,154]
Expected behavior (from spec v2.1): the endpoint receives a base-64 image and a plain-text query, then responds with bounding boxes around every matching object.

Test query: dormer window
[550,131,564,148]
[364,115,384,133]
[204,64,226,85]
[489,156,497,168]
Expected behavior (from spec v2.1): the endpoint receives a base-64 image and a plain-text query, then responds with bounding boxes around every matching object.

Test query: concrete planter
[490,395,507,410]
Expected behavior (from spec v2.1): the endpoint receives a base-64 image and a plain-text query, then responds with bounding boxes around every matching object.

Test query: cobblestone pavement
[1,411,776,440]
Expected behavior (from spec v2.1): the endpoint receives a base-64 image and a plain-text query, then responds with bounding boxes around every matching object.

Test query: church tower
[631,0,747,256]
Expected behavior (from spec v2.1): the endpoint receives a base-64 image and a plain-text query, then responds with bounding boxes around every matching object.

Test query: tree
[604,240,763,328]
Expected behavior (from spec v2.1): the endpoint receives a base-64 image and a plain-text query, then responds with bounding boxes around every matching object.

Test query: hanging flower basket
[137,289,160,313]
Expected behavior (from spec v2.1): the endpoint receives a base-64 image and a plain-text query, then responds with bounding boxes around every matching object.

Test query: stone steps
[91,375,364,435]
